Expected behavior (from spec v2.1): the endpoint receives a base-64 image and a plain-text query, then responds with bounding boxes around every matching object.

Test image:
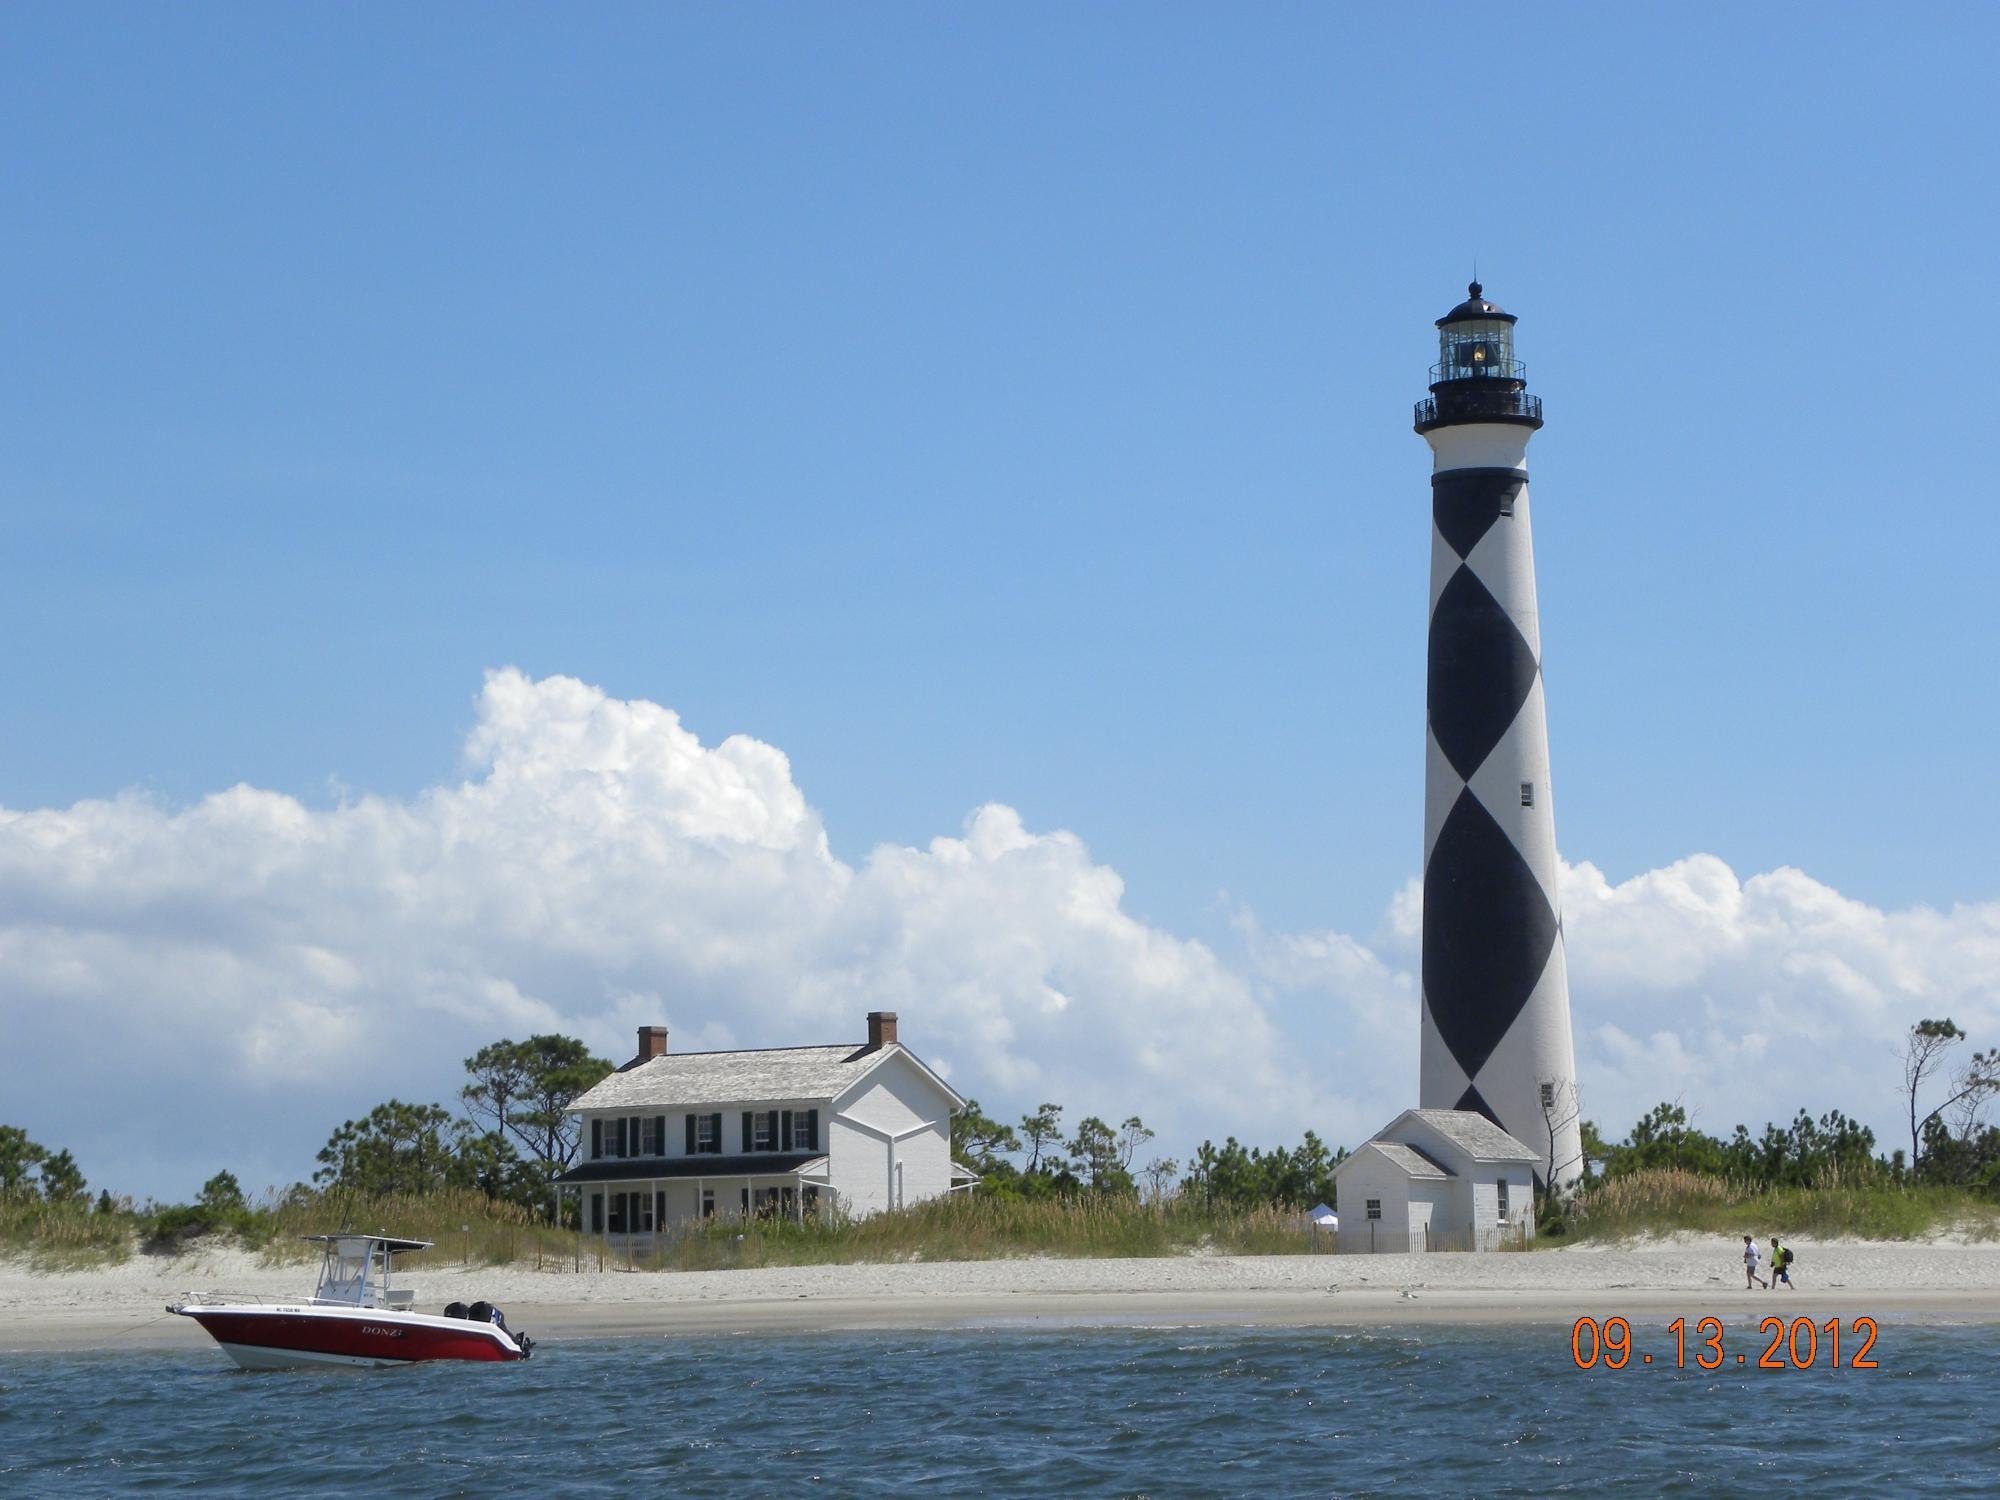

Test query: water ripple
[1,1325,1995,1495]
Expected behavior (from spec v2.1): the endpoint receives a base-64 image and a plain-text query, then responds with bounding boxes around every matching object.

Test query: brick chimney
[866,1011,898,1051]
[636,1025,669,1062]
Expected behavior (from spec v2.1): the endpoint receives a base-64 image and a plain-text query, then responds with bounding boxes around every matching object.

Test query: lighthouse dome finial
[1436,282,1517,328]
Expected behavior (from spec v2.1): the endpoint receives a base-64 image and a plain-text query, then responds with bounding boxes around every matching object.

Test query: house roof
[1363,1141,1452,1179]
[553,1153,826,1185]
[1398,1108,1539,1163]
[567,1041,964,1113]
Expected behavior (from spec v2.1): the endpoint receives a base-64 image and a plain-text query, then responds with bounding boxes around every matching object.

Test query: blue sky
[5,7,1998,1196]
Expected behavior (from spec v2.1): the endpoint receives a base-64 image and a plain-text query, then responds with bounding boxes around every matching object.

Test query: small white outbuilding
[1334,1108,1537,1254]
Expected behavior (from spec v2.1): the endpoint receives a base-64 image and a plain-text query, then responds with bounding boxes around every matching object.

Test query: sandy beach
[6,1236,2000,1353]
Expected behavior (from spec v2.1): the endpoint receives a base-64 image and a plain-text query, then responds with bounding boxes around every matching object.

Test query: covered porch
[553,1153,833,1246]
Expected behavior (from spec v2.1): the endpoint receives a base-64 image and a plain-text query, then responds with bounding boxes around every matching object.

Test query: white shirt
[1744,1243,1761,1266]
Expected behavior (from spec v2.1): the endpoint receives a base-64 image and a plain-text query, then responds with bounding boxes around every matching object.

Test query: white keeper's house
[554,1012,974,1240]
[1332,1108,1538,1254]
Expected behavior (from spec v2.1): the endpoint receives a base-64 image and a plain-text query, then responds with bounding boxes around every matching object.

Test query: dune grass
[20,1171,1992,1274]
[1561,1168,2000,1243]
[250,1188,585,1268]
[0,1188,590,1272]
[0,1196,137,1270]
[2,1189,1325,1272]
[628,1194,1318,1272]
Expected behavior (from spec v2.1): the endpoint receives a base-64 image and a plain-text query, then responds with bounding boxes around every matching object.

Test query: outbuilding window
[1498,1181,1511,1219]
[1365,1199,1382,1221]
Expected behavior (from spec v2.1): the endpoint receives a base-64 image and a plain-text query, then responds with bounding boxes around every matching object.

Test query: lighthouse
[1414,283,1581,1194]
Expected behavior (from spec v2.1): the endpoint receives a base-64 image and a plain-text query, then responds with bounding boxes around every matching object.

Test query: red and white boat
[170,1234,533,1370]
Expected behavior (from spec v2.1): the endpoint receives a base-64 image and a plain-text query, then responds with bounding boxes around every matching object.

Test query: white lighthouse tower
[1413,283,1581,1194]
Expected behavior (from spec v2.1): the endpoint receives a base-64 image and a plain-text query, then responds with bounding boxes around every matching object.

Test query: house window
[1365,1199,1382,1221]
[1498,1180,1511,1219]
[1520,782,1534,808]
[590,1192,604,1234]
[752,1111,780,1151]
[695,1114,721,1154]
[701,1189,716,1219]
[640,1116,664,1157]
[782,1109,821,1152]
[608,1193,627,1234]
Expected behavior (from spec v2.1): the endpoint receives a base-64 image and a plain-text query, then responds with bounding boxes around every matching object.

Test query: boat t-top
[171,1233,532,1369]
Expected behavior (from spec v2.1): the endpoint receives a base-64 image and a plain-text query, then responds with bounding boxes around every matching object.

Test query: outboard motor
[468,1300,507,1330]
[443,1301,469,1320]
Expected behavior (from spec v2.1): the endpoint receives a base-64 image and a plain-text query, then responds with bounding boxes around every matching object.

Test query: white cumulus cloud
[2,669,1995,1199]
[0,670,1324,1197]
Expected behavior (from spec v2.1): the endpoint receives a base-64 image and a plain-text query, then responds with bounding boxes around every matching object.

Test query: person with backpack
[1770,1237,1795,1289]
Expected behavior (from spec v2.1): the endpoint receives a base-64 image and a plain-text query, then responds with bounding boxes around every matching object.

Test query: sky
[3,6,1998,1200]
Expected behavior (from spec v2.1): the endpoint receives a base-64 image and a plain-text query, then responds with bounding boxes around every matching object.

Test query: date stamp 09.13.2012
[1570,1316,1879,1371]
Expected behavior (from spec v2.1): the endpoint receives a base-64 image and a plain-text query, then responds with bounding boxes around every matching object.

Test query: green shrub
[1561,1167,2000,1243]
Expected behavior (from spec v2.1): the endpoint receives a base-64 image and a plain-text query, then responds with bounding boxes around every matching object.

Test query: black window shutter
[591,1193,603,1233]
[742,1111,754,1152]
[591,1118,603,1159]
[781,1110,793,1151]
[685,1114,696,1154]
[654,1115,666,1156]
[710,1113,722,1153]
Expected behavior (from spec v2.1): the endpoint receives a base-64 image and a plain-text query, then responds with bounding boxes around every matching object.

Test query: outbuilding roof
[1363,1141,1451,1180]
[1401,1108,1539,1163]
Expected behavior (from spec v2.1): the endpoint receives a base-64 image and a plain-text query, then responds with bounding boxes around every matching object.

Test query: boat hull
[179,1307,526,1369]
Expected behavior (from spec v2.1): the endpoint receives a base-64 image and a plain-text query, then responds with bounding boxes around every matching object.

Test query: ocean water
[2,1323,1996,1496]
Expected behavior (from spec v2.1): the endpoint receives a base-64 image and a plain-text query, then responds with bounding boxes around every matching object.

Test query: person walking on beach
[1770,1237,1794,1290]
[1743,1234,1766,1289]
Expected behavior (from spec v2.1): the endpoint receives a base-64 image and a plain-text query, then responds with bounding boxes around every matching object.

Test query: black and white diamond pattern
[1420,465,1577,1182]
